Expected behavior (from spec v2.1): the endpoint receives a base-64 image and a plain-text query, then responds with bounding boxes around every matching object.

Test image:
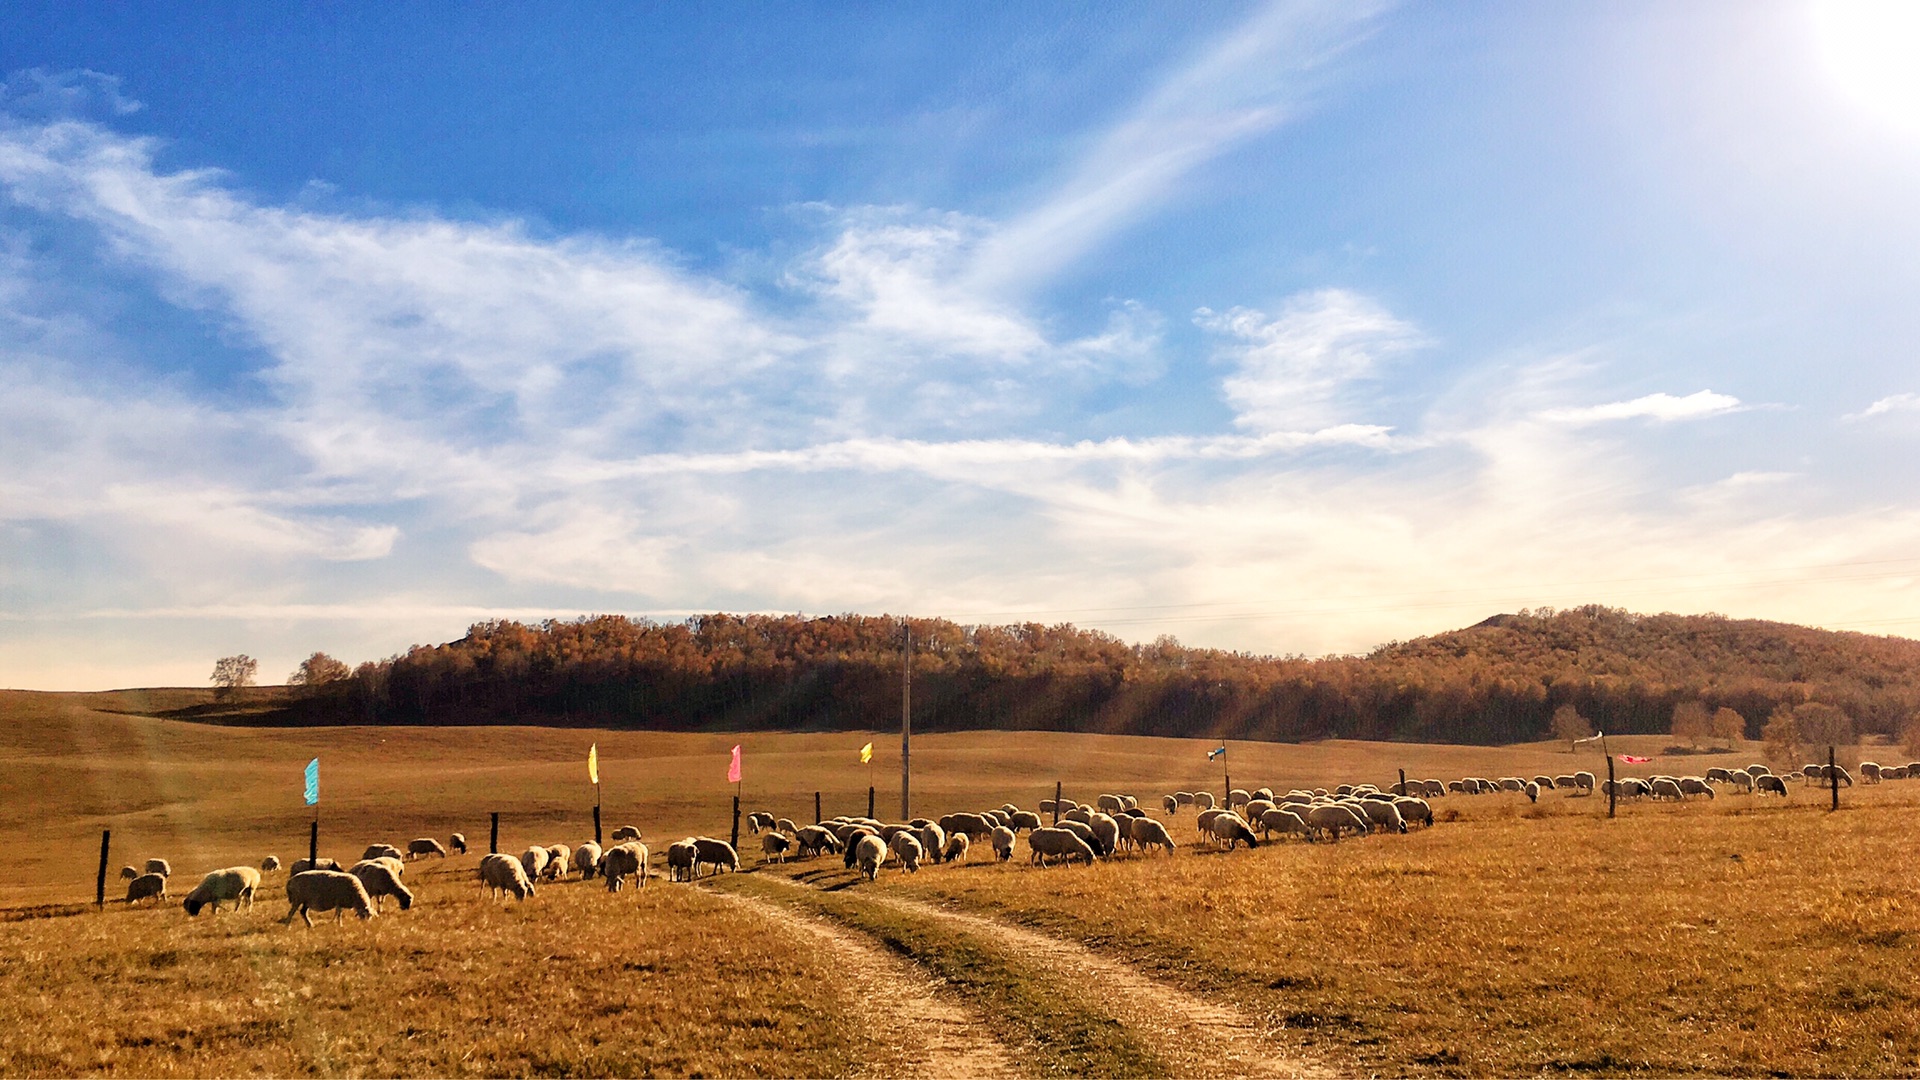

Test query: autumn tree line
[252,605,1920,752]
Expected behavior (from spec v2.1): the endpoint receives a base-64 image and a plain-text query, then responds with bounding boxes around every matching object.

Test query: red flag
[727,744,742,784]
[1619,754,1652,764]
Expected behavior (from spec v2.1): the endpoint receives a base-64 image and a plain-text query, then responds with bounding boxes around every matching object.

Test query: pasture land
[3,687,1918,1076]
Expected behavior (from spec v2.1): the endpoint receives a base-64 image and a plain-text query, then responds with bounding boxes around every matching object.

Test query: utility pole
[901,622,912,821]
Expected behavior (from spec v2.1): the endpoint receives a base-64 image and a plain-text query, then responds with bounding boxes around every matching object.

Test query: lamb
[284,869,375,926]
[575,841,602,879]
[406,838,448,860]
[666,839,698,882]
[691,836,739,877]
[260,855,281,874]
[125,872,168,905]
[349,859,414,912]
[1259,807,1313,842]
[479,853,535,900]
[761,832,793,863]
[1027,827,1096,866]
[145,858,172,878]
[290,858,341,875]
[182,866,261,916]
[119,865,139,881]
[1206,812,1260,850]
[991,825,1016,862]
[854,834,889,880]
[449,833,467,854]
[1128,816,1177,855]
[520,846,550,880]
[943,832,972,864]
[600,842,648,891]
[543,845,571,881]
[362,844,404,862]
[611,825,643,842]
[890,831,925,873]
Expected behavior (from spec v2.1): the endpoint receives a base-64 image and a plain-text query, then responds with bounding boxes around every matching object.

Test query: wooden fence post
[730,795,741,851]
[308,820,319,868]
[593,805,602,845]
[490,812,499,855]
[1830,745,1839,811]
[1398,768,1407,795]
[95,829,110,907]
[867,786,875,820]
[1053,780,1062,825]
[814,791,822,824]
[1607,755,1617,819]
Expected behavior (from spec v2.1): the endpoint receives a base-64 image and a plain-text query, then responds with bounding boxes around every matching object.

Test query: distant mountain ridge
[257,604,1919,745]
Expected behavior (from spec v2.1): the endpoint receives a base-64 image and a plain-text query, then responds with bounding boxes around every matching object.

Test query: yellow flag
[588,743,599,785]
[859,742,873,764]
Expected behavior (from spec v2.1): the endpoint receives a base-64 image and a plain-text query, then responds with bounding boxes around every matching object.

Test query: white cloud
[1199,289,1424,432]
[1539,389,1743,424]
[1848,392,1920,419]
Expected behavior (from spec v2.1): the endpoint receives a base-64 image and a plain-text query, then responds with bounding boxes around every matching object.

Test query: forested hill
[275,605,1920,745]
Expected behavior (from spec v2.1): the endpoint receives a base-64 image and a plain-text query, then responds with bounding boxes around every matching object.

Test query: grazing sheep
[1087,813,1121,857]
[479,854,535,900]
[1860,762,1883,783]
[1524,781,1540,803]
[284,869,374,926]
[991,826,1016,862]
[406,838,448,860]
[1650,777,1685,801]
[761,832,793,864]
[362,844,403,862]
[1129,816,1177,855]
[1037,799,1059,814]
[1056,818,1105,856]
[1705,767,1735,784]
[1446,780,1467,794]
[145,858,172,879]
[1533,775,1557,790]
[795,825,840,859]
[543,845,571,881]
[1679,777,1715,798]
[1728,769,1754,793]
[1008,811,1042,833]
[520,846,550,880]
[1756,774,1789,797]
[574,841,603,880]
[1258,808,1313,843]
[1161,795,1179,814]
[1027,827,1096,866]
[1498,777,1526,792]
[854,834,889,881]
[119,866,139,881]
[600,842,647,891]
[1392,797,1434,828]
[938,812,995,840]
[1227,789,1251,810]
[449,833,467,855]
[290,858,341,875]
[1205,812,1260,850]
[666,840,698,882]
[1422,779,1447,798]
[841,829,879,870]
[692,837,739,877]
[1195,807,1225,838]
[1552,774,1579,790]
[125,872,168,905]
[746,812,773,835]
[1747,764,1772,777]
[890,832,925,873]
[260,856,281,874]
[1573,771,1596,795]
[1062,806,1093,825]
[182,866,261,916]
[1243,799,1277,825]
[1356,800,1408,834]
[611,825,643,843]
[917,822,947,863]
[1193,791,1216,811]
[1173,791,1196,809]
[349,859,414,912]
[1305,803,1370,842]
[943,832,972,864]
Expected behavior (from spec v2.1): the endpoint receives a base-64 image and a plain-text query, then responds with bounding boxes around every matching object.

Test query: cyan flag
[303,758,319,806]
[1207,746,1227,761]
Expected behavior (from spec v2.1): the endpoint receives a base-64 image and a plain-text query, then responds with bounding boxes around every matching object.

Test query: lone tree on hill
[1791,701,1854,756]
[1670,701,1712,748]
[1761,706,1803,768]
[1711,706,1747,744]
[1551,703,1594,751]
[210,655,258,700]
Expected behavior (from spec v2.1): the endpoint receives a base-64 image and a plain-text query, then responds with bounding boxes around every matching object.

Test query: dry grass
[6,687,1920,1076]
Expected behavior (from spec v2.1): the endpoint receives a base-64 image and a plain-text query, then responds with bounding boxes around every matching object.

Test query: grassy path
[721,869,1332,1078]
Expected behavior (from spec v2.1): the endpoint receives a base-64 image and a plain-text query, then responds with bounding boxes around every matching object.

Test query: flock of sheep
[116,754,1913,920]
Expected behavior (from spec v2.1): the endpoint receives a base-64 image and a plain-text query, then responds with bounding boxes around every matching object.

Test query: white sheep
[917,821,948,863]
[349,859,414,912]
[795,826,840,859]
[611,825,643,842]
[1305,803,1370,842]
[746,812,774,834]
[692,837,739,877]
[943,832,972,864]
[1258,807,1313,842]
[601,842,648,891]
[1356,800,1408,834]
[362,844,404,862]
[449,833,468,854]
[991,826,1016,862]
[125,872,168,905]
[1392,797,1434,828]
[479,853,535,900]
[1524,781,1540,803]
[575,841,603,880]
[542,845,571,881]
[260,855,281,874]
[182,866,261,916]
[890,832,925,873]
[761,832,793,863]
[1128,815,1177,855]
[118,865,139,881]
[406,838,448,860]
[854,834,889,880]
[1027,827,1095,866]
[1756,774,1790,797]
[1087,813,1121,857]
[284,869,375,926]
[1650,777,1685,801]
[520,846,550,880]
[290,858,341,875]
[145,858,172,879]
[1161,795,1179,814]
[1193,791,1216,811]
[1205,812,1260,850]
[666,839,698,882]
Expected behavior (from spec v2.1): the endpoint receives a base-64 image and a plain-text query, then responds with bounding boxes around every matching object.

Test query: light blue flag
[1207,746,1227,761]
[303,758,319,806]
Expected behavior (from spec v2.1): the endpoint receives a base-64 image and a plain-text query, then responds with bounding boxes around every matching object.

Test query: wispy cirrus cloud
[1539,389,1743,425]
[1847,392,1920,419]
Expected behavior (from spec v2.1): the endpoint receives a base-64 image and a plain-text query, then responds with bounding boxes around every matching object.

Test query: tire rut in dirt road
[705,888,1023,1079]
[762,877,1334,1079]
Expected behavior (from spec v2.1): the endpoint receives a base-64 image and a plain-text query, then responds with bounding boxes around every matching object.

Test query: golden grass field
[3,687,1918,1077]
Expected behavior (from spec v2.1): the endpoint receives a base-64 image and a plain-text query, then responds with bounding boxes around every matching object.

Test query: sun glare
[1812,0,1920,134]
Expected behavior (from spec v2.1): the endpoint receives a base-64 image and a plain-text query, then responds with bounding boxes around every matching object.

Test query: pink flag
[1619,754,1651,764]
[727,744,742,784]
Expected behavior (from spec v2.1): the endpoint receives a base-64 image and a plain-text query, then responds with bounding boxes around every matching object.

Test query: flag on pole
[303,758,319,806]
[859,741,873,764]
[727,744,742,784]
[1619,754,1652,764]
[588,743,599,785]
[1207,746,1227,761]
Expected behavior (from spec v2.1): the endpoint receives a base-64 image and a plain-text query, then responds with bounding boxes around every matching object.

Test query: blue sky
[3,1,1919,689]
